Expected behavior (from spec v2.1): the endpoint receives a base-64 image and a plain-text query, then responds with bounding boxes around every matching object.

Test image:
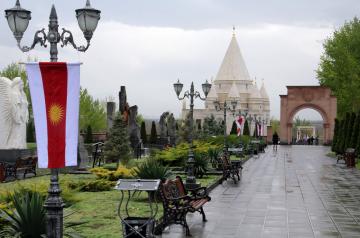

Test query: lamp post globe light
[5,1,101,237]
[213,100,238,155]
[173,79,211,189]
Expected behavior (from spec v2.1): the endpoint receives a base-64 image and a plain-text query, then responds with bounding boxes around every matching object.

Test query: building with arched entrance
[279,86,337,145]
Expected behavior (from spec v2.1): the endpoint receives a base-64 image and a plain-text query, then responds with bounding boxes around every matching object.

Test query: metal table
[114,179,160,238]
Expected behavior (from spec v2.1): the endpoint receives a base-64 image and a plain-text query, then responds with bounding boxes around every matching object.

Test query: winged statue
[0,77,29,149]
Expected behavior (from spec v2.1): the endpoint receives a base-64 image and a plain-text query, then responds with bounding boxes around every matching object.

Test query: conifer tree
[332,118,339,152]
[178,112,194,142]
[345,112,356,149]
[85,125,93,143]
[253,124,258,137]
[350,111,360,149]
[356,122,360,156]
[243,120,250,136]
[26,120,35,143]
[335,119,344,153]
[339,113,350,153]
[103,113,131,166]
[230,121,237,135]
[149,121,157,144]
[140,121,147,144]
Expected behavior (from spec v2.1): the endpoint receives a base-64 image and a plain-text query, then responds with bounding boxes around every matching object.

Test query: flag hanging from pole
[26,62,81,168]
[235,115,245,136]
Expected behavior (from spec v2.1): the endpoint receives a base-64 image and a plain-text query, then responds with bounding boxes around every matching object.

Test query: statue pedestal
[0,149,35,163]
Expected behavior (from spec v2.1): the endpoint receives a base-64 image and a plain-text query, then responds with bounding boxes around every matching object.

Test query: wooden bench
[5,156,37,179]
[219,154,242,184]
[228,147,244,157]
[158,176,211,236]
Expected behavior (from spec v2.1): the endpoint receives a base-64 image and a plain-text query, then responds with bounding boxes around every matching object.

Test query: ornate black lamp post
[213,100,237,154]
[5,1,100,237]
[173,79,211,189]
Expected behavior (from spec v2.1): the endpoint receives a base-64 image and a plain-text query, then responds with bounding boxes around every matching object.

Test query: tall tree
[345,113,356,149]
[332,118,339,152]
[79,88,107,132]
[243,120,250,136]
[149,121,157,144]
[103,113,131,166]
[202,114,223,137]
[339,113,350,153]
[140,121,147,144]
[350,111,360,149]
[178,112,194,142]
[230,121,237,135]
[317,17,360,118]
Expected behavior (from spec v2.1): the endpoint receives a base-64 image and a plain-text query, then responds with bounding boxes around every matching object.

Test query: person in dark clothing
[272,132,279,151]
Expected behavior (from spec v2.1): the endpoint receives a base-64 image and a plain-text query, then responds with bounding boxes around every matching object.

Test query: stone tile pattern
[157,146,360,238]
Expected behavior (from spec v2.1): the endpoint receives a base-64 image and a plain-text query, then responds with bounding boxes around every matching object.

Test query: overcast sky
[1,0,359,120]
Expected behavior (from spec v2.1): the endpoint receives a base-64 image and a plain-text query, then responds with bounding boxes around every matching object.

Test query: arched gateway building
[181,32,270,135]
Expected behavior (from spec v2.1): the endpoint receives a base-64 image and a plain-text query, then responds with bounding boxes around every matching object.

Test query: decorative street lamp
[5,0,100,237]
[173,79,211,189]
[5,0,100,62]
[213,100,237,154]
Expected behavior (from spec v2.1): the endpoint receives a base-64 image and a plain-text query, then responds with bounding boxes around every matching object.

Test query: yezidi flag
[26,62,81,168]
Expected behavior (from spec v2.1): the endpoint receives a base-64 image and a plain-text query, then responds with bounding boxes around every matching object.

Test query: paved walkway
[159,146,360,238]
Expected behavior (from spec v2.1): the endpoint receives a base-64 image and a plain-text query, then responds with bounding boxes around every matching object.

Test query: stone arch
[287,103,329,125]
[279,86,337,145]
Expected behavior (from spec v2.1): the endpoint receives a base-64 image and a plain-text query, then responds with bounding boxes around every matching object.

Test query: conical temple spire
[86,0,91,7]
[260,79,269,99]
[206,83,217,98]
[15,0,20,7]
[214,32,251,82]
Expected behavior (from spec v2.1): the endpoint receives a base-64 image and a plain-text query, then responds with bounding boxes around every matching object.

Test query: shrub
[0,190,46,238]
[90,166,134,181]
[132,158,172,180]
[193,154,209,178]
[79,180,115,192]
[156,141,221,166]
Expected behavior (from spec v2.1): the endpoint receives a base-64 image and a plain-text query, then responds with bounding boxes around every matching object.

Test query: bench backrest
[160,176,186,200]
[15,156,38,168]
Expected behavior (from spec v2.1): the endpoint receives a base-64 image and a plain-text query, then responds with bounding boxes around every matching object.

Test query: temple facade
[181,32,270,135]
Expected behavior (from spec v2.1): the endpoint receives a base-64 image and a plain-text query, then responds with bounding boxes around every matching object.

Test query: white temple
[181,32,270,135]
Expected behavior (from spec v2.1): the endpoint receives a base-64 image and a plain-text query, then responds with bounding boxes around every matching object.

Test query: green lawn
[0,172,221,237]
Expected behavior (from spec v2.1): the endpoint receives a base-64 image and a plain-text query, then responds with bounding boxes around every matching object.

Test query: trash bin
[345,148,356,168]
[122,217,155,238]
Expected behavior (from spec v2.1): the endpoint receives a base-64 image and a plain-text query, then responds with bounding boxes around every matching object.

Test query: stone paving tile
[156,146,360,237]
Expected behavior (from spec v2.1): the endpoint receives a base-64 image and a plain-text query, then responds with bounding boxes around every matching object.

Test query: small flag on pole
[26,62,81,168]
[235,115,245,136]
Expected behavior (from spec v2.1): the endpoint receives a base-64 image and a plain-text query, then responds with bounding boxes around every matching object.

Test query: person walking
[272,132,279,151]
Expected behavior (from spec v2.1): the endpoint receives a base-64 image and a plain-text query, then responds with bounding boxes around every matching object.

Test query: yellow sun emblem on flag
[48,104,64,125]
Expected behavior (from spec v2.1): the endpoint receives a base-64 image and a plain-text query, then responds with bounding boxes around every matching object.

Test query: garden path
[158,145,360,238]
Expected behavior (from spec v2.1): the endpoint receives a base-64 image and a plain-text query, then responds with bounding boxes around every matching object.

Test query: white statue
[0,77,29,149]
